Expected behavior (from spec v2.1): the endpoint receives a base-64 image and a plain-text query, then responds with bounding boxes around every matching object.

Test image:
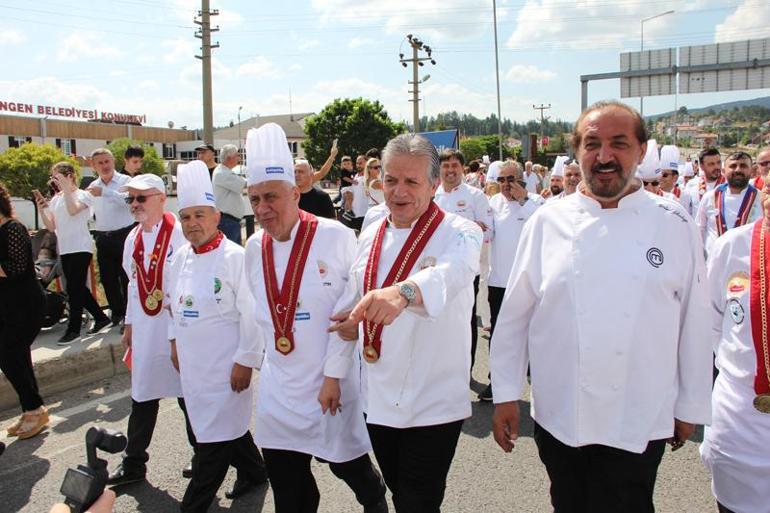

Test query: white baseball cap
[120,173,165,193]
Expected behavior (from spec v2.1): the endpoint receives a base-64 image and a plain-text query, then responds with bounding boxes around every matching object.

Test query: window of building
[55,138,77,155]
[8,136,32,148]
[288,141,298,156]
[180,151,196,161]
[162,143,176,159]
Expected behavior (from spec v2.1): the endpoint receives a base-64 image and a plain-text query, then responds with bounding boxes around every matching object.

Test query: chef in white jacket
[329,134,483,513]
[701,187,770,513]
[490,101,713,513]
[696,151,762,258]
[167,161,268,512]
[243,123,387,513]
[107,174,195,486]
[478,160,540,402]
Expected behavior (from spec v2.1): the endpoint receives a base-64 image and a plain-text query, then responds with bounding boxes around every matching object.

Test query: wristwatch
[397,282,417,306]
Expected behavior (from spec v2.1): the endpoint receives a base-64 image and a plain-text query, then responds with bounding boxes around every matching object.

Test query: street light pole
[640,10,674,117]
[400,35,435,133]
[237,105,243,154]
[492,0,504,160]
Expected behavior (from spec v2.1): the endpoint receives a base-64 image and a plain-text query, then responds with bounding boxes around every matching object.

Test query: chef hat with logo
[551,156,569,178]
[682,161,694,178]
[246,123,295,187]
[636,139,661,181]
[486,161,503,182]
[177,160,216,210]
[659,145,680,171]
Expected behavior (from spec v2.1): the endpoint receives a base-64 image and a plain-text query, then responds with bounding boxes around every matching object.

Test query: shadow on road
[0,433,51,513]
[114,479,269,513]
[462,399,534,440]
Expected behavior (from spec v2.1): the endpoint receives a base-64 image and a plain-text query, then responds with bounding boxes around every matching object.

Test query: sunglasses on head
[643,181,659,187]
[125,192,161,204]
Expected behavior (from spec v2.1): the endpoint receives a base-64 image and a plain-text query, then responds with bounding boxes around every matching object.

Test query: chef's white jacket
[696,186,763,257]
[332,212,483,428]
[435,182,493,244]
[701,222,770,513]
[490,186,713,453]
[487,193,539,288]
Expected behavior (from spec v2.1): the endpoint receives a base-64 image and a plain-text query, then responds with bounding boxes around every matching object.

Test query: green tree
[460,135,517,161]
[107,138,166,176]
[0,143,79,199]
[302,98,405,172]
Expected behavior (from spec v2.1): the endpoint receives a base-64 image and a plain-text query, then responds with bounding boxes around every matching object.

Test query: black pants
[533,422,666,513]
[367,420,463,513]
[60,252,109,334]
[95,226,132,322]
[122,397,196,475]
[262,448,385,513]
[181,431,267,513]
[470,275,480,369]
[487,286,506,339]
[0,295,45,411]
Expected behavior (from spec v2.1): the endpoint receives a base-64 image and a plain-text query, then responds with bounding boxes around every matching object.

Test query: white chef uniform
[701,221,770,513]
[696,185,762,257]
[337,212,483,428]
[122,217,186,402]
[244,217,371,462]
[435,182,493,243]
[490,186,713,453]
[487,193,539,288]
[687,176,722,214]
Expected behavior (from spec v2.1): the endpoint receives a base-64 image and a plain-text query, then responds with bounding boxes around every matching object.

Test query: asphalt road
[0,338,717,513]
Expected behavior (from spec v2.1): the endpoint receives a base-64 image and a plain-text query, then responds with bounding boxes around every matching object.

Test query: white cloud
[310,0,489,42]
[505,64,556,83]
[160,38,198,64]
[298,39,321,51]
[349,37,374,49]
[139,80,159,91]
[236,56,283,79]
[0,29,25,45]
[0,77,110,107]
[56,34,123,62]
[179,58,232,87]
[714,0,770,43]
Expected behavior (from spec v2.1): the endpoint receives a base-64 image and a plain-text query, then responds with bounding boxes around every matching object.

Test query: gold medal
[276,336,292,354]
[145,295,158,310]
[754,393,770,414]
[364,345,379,363]
[153,289,163,301]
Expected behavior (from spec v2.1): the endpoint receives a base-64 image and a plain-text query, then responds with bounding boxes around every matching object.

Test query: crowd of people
[0,100,769,513]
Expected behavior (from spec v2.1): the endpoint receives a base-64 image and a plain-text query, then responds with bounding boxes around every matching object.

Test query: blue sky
[1,0,768,129]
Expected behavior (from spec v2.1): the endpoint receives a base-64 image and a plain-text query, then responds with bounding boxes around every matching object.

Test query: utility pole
[400,35,435,133]
[533,103,551,151]
[195,0,219,145]
[492,0,504,160]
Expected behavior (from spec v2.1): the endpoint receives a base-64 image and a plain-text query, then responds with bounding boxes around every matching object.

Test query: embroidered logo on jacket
[646,248,664,268]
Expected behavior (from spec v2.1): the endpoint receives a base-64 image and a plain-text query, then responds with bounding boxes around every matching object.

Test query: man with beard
[700,179,770,513]
[490,101,712,513]
[543,156,567,200]
[687,147,725,214]
[479,160,540,401]
[696,152,762,257]
[434,149,492,372]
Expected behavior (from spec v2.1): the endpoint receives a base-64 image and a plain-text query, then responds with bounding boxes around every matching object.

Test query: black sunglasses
[643,181,659,187]
[496,176,516,183]
[125,193,161,204]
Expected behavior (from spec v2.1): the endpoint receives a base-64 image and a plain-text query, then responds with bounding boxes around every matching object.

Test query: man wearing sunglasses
[107,174,197,486]
[696,152,763,257]
[750,147,770,190]
[479,160,541,402]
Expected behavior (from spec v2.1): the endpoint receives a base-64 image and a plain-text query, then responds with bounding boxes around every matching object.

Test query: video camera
[59,427,126,513]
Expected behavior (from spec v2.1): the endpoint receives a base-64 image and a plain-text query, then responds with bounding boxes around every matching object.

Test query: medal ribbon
[714,183,757,236]
[748,220,770,395]
[132,212,175,316]
[261,210,318,355]
[673,185,681,198]
[362,201,445,362]
[756,175,765,190]
[192,231,224,254]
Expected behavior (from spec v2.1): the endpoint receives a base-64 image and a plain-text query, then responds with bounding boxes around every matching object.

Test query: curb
[0,337,129,412]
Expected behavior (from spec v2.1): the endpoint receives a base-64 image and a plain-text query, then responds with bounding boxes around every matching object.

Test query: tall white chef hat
[486,160,503,182]
[177,160,216,210]
[551,155,569,178]
[246,123,295,187]
[636,139,661,181]
[659,145,680,171]
[482,155,491,165]
[682,161,694,177]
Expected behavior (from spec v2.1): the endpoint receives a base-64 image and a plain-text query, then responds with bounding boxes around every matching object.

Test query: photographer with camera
[34,162,112,345]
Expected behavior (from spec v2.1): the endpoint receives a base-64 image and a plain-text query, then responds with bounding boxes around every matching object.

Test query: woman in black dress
[0,181,49,439]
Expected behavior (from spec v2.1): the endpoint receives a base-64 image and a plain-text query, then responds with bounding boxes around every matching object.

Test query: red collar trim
[193,231,225,254]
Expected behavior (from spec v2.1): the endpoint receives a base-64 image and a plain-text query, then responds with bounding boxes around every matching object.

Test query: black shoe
[478,384,493,402]
[225,477,267,499]
[87,317,111,335]
[57,332,80,345]
[107,464,145,486]
[111,317,124,328]
[182,463,193,479]
[364,497,389,513]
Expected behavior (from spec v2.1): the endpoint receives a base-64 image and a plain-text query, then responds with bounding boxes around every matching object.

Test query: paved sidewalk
[0,321,127,412]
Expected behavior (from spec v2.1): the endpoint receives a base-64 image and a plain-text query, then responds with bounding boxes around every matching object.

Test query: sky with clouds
[1,0,769,130]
